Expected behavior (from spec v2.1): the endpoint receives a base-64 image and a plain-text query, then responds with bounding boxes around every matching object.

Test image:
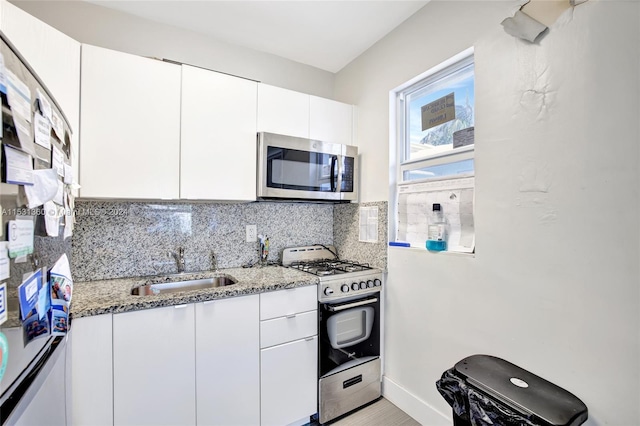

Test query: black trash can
[436,355,588,426]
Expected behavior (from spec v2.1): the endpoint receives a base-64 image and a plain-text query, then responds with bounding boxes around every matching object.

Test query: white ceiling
[86,1,429,73]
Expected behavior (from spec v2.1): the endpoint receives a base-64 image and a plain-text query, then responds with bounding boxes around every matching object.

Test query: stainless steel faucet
[171,247,185,273]
[211,252,218,271]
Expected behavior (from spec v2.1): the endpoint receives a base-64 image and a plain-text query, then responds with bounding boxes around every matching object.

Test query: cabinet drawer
[260,285,317,320]
[260,310,317,348]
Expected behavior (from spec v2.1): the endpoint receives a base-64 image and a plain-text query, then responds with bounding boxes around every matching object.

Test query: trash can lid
[454,355,588,426]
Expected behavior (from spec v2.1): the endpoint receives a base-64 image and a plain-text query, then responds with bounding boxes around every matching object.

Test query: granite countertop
[70,265,319,319]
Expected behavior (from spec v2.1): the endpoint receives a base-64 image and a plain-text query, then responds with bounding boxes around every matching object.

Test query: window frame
[389,47,475,247]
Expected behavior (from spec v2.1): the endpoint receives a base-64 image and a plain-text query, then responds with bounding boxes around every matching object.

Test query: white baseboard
[382,376,451,426]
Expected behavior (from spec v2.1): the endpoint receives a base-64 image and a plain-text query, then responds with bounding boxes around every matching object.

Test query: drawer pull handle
[343,375,363,389]
[286,314,297,319]
[305,336,315,342]
[174,304,188,309]
[203,300,216,306]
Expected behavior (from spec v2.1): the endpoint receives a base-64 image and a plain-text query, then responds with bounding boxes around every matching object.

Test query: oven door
[257,132,358,201]
[319,295,380,378]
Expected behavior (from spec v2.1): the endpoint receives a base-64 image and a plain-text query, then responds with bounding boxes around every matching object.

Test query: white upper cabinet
[257,83,354,146]
[180,65,257,200]
[0,0,81,193]
[80,44,181,199]
[309,95,353,145]
[257,84,310,139]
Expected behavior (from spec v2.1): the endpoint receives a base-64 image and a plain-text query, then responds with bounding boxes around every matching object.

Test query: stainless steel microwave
[257,132,358,202]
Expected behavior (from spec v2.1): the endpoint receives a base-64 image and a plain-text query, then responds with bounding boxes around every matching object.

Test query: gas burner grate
[289,259,372,277]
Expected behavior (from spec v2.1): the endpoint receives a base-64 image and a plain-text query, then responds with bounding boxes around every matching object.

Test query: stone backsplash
[72,200,389,282]
[333,201,388,271]
[72,201,334,281]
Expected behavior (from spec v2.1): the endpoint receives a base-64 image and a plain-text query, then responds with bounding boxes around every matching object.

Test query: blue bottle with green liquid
[426,203,447,252]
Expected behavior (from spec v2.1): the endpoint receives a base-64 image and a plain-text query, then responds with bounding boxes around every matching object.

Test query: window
[391,49,475,252]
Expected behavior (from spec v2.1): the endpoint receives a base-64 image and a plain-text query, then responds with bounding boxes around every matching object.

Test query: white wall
[10,0,334,98]
[335,1,640,425]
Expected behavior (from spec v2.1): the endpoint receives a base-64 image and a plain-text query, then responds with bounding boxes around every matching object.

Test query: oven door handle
[327,298,378,312]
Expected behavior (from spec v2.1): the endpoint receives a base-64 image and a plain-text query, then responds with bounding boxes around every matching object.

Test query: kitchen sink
[131,276,237,296]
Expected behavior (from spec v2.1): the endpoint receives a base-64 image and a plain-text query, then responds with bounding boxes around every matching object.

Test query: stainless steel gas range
[283,246,382,424]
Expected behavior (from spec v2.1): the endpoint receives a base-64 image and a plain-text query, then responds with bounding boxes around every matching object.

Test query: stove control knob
[374,278,382,287]
[367,280,374,288]
[324,287,334,296]
[351,282,359,291]
[341,284,350,293]
[359,281,367,290]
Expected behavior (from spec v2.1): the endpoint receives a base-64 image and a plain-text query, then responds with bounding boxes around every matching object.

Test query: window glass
[405,62,475,162]
[402,158,474,182]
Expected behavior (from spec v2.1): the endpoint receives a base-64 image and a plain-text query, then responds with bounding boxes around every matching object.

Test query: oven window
[327,307,374,349]
[320,297,380,377]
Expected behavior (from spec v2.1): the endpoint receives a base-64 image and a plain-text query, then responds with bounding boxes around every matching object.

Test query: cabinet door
[180,65,257,200]
[309,95,353,145]
[257,84,309,138]
[113,305,196,425]
[195,295,260,426]
[80,44,181,199]
[70,314,113,426]
[1,1,81,194]
[261,336,318,426]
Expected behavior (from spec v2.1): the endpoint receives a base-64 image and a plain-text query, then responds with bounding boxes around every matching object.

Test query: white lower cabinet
[195,295,260,426]
[261,336,318,426]
[71,286,317,426]
[113,305,196,426]
[70,314,113,426]
[260,286,318,426]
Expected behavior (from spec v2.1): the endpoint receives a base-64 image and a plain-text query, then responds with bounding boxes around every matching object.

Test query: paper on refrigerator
[13,114,36,157]
[8,218,34,258]
[63,191,74,240]
[17,269,43,321]
[0,53,7,94]
[3,145,34,186]
[0,242,9,281]
[33,112,52,149]
[6,69,31,122]
[24,168,58,208]
[49,254,72,335]
[51,111,64,141]
[0,283,6,326]
[52,146,64,177]
[36,88,53,123]
[44,201,60,237]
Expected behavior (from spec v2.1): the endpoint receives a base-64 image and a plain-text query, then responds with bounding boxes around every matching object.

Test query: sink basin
[131,276,237,296]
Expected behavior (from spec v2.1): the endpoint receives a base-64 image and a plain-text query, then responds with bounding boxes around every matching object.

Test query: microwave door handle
[330,155,338,192]
[327,298,378,312]
[336,155,344,195]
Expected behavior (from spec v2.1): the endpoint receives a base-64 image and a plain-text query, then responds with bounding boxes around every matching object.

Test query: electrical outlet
[246,225,257,242]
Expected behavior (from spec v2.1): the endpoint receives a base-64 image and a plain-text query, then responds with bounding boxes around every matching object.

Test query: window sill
[388,245,475,258]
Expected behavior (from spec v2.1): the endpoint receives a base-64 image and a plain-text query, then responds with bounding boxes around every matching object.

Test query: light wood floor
[332,398,421,426]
